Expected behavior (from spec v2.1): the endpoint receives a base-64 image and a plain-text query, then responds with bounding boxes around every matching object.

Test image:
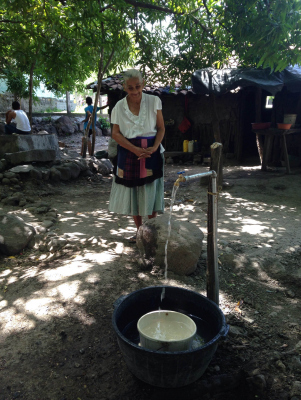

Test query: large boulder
[54,116,76,135]
[137,214,204,275]
[0,213,36,255]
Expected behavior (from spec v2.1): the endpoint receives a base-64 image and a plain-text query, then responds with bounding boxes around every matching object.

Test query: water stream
[160,184,179,303]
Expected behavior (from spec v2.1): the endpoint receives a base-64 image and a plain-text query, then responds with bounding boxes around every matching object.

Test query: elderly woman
[108,69,165,243]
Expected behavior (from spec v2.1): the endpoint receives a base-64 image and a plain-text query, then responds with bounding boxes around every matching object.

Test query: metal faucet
[174,173,186,186]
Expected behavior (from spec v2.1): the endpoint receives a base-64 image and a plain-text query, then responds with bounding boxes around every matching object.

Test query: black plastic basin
[112,286,228,388]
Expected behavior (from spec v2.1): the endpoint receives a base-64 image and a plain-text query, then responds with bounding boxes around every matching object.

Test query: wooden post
[254,87,264,162]
[210,142,223,191]
[207,142,222,305]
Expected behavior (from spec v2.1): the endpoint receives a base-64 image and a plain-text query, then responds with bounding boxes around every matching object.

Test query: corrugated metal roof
[86,73,194,96]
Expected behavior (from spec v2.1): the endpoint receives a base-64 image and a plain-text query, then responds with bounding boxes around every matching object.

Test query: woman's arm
[145,109,165,154]
[112,124,151,159]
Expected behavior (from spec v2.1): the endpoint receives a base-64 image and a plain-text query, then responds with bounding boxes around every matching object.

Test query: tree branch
[0,19,21,23]
[123,0,178,14]
[98,1,115,13]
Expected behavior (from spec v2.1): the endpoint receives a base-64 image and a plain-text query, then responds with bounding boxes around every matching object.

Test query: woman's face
[124,78,144,102]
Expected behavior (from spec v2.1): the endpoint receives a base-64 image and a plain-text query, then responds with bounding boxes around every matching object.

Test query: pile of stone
[31,115,110,137]
[0,156,112,188]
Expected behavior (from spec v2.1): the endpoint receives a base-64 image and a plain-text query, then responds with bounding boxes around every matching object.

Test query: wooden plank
[282,133,291,174]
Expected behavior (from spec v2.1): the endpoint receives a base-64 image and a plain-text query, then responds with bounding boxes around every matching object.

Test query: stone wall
[0,93,75,113]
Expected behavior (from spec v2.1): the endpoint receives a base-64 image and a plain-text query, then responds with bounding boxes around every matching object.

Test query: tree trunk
[83,46,115,158]
[66,91,71,115]
[28,62,35,127]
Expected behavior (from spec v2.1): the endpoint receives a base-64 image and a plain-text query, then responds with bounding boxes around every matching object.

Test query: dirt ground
[0,134,301,400]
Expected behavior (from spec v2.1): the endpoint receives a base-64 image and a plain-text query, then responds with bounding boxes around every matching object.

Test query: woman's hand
[133,146,152,160]
[144,146,158,154]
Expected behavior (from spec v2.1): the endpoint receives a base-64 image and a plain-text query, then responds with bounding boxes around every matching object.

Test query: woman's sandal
[128,235,137,243]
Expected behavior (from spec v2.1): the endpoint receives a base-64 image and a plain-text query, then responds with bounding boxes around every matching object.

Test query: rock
[19,199,27,207]
[264,259,286,277]
[54,116,75,135]
[2,178,10,185]
[286,290,296,298]
[136,214,204,275]
[88,157,112,175]
[219,253,235,267]
[291,357,301,372]
[41,125,58,135]
[99,158,113,173]
[10,178,19,184]
[46,211,57,218]
[42,220,54,228]
[4,195,21,206]
[42,169,51,180]
[290,381,301,398]
[43,216,56,223]
[36,206,50,214]
[5,149,56,165]
[72,158,89,172]
[4,172,16,179]
[50,167,62,181]
[166,157,173,164]
[276,360,286,371]
[0,213,36,255]
[30,168,43,180]
[47,238,67,251]
[36,225,47,233]
[246,374,266,393]
[9,165,34,174]
[0,160,7,172]
[54,165,71,181]
[228,325,246,337]
[80,169,93,177]
[64,162,81,179]
[295,341,301,351]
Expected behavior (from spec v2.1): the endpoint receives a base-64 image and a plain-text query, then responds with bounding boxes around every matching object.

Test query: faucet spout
[174,174,186,186]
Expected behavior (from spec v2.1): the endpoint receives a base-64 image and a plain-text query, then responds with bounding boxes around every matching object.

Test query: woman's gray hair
[123,69,143,85]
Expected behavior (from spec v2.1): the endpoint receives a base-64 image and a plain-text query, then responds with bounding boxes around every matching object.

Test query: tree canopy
[1,0,301,94]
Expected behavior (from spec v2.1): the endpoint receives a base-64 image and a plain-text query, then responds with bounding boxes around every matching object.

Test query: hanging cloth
[178,96,191,133]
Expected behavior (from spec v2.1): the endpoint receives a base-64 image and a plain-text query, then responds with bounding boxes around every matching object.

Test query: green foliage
[98,116,110,130]
[2,67,35,99]
[1,0,301,103]
[43,108,62,113]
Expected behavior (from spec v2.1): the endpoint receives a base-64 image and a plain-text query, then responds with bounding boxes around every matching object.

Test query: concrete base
[0,133,60,161]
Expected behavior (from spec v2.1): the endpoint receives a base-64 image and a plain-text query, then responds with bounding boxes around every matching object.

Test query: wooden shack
[87,67,301,165]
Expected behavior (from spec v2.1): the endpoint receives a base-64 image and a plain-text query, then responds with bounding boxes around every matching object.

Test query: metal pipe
[174,170,219,305]
[174,171,214,186]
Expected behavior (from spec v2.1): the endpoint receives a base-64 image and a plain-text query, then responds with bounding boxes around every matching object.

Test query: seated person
[5,101,31,135]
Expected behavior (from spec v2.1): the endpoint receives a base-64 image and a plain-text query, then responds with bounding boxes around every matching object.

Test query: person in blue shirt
[81,96,107,156]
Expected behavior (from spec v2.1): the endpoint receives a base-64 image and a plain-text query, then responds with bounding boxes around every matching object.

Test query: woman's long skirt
[108,156,164,216]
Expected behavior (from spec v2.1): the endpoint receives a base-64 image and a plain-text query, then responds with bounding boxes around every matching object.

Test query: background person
[108,69,165,243]
[81,96,107,156]
[5,101,31,134]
